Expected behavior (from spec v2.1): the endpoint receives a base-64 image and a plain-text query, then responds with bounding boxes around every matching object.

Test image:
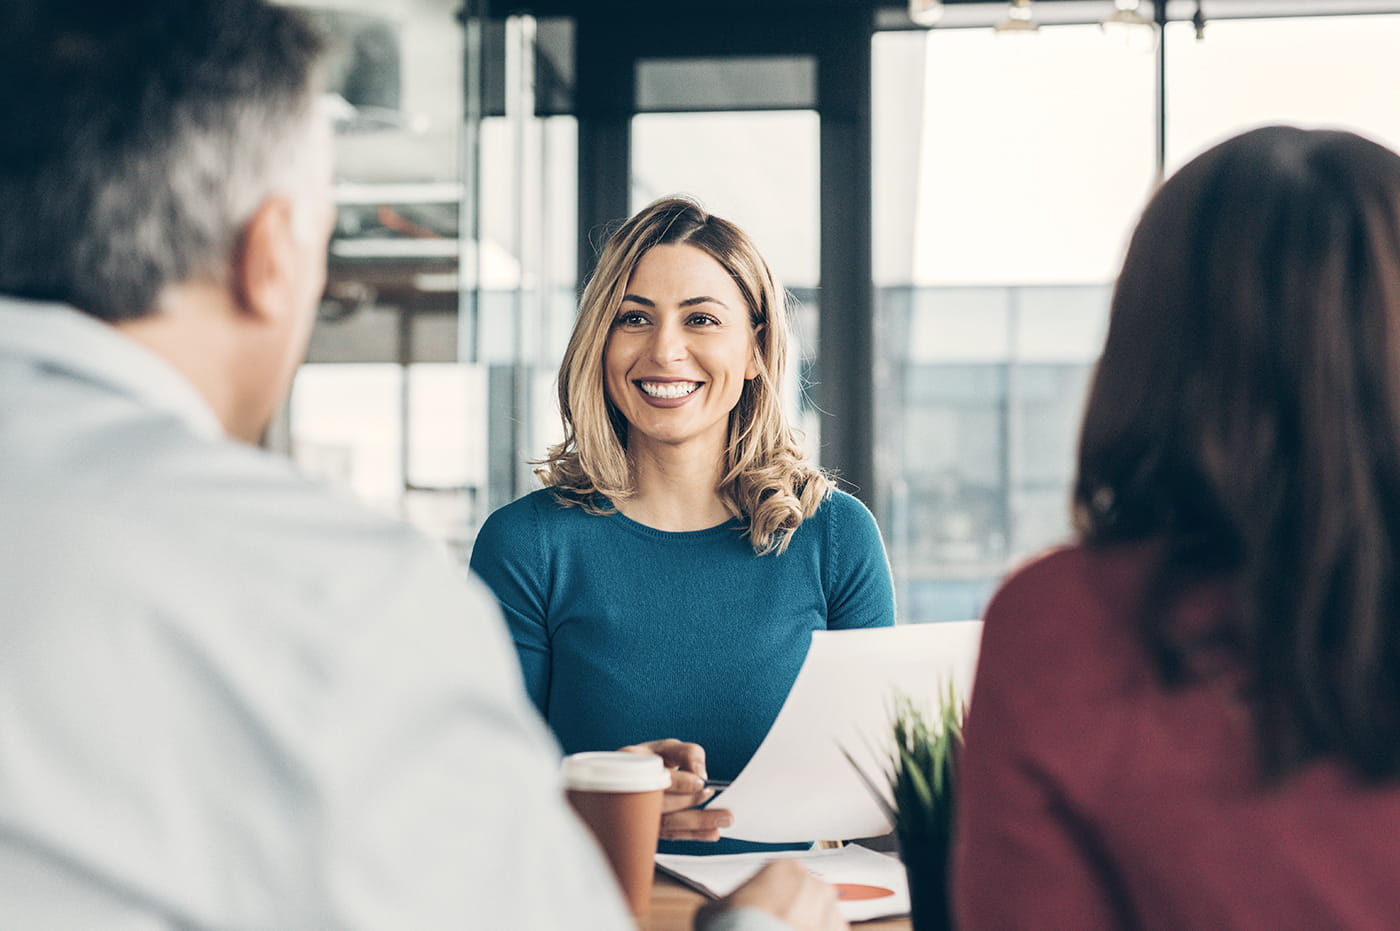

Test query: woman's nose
[648,320,688,363]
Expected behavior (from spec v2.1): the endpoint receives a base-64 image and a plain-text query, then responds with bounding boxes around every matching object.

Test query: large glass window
[280,4,1400,609]
[874,25,1153,621]
[286,9,576,551]
[1165,13,1400,166]
[875,10,1400,623]
[285,0,470,540]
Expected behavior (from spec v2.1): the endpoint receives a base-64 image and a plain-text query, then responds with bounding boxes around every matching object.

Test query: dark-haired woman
[954,125,1400,929]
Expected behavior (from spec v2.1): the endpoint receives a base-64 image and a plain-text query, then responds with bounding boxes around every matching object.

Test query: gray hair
[0,0,326,321]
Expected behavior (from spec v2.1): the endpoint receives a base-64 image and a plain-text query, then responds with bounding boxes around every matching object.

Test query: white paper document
[656,844,910,923]
[717,621,982,843]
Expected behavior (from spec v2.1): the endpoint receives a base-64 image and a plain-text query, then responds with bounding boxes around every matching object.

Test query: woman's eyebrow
[620,294,730,310]
[680,295,728,309]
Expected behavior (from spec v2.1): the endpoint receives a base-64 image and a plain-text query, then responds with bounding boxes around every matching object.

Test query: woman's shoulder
[993,543,1090,595]
[472,488,604,579]
[810,486,875,525]
[476,486,618,547]
[473,489,555,552]
[805,487,882,546]
[992,540,1157,608]
[478,487,541,531]
[982,540,1161,659]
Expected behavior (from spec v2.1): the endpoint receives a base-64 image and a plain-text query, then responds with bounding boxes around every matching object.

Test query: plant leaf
[839,744,898,822]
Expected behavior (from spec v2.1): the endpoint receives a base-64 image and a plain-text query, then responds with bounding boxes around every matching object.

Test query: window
[875,10,1400,622]
[283,4,1400,613]
[874,24,1152,621]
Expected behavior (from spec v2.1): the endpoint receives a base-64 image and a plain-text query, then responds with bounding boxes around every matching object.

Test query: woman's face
[603,243,761,459]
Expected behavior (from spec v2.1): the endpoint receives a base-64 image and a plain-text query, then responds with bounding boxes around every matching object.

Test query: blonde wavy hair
[535,196,831,555]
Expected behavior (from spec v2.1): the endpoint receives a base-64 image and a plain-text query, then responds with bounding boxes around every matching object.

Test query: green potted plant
[848,686,966,931]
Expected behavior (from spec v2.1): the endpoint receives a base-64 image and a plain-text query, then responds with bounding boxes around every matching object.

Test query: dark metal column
[574,13,633,283]
[569,5,879,517]
[817,8,877,513]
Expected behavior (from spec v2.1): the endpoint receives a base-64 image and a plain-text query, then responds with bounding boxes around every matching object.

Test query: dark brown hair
[1075,126,1400,781]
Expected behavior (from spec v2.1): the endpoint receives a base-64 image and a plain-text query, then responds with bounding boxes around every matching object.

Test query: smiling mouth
[638,380,701,400]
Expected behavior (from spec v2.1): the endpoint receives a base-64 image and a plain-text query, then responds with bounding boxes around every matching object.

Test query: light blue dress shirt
[0,298,648,929]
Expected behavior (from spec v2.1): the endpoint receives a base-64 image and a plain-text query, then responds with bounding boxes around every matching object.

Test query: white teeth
[640,381,700,399]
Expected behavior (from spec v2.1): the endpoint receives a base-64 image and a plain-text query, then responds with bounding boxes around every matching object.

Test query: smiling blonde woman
[544,196,825,554]
[469,196,896,855]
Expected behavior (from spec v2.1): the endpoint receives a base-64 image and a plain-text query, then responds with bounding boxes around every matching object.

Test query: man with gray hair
[0,2,843,928]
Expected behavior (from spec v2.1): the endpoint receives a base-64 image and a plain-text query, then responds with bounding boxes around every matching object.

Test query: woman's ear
[746,322,767,380]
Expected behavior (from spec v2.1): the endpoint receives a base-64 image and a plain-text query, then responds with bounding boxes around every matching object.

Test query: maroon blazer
[954,541,1400,930]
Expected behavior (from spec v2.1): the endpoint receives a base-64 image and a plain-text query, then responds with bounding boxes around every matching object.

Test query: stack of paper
[655,844,910,923]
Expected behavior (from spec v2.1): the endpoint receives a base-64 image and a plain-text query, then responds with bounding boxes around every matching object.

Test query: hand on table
[618,738,733,842]
[697,859,849,931]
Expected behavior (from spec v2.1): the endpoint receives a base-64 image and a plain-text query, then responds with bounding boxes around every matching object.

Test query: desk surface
[647,871,913,931]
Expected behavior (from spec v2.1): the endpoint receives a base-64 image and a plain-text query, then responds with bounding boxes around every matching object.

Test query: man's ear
[231,194,299,324]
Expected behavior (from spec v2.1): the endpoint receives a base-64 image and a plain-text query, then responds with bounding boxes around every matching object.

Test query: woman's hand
[618,738,733,842]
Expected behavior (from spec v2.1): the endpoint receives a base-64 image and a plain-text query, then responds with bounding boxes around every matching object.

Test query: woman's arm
[823,492,897,629]
[468,499,552,716]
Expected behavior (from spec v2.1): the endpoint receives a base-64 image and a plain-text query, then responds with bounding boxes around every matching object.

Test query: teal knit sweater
[469,487,895,854]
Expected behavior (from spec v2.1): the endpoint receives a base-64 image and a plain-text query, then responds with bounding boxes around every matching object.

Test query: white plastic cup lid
[561,751,672,792]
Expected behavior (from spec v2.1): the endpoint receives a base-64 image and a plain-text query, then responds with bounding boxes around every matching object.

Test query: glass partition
[1165,13,1400,166]
[278,3,1400,595]
[873,24,1152,621]
[875,10,1400,622]
[286,7,576,555]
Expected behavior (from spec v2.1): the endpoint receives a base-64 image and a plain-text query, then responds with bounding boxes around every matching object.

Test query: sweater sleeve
[468,496,552,717]
[952,556,1124,929]
[822,491,897,630]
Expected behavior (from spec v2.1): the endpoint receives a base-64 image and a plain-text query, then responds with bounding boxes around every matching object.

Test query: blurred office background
[273,0,1400,622]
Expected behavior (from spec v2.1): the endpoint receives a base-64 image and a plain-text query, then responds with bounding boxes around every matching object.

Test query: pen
[703,779,731,789]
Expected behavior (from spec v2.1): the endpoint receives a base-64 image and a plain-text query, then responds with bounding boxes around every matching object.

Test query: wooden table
[647,871,913,930]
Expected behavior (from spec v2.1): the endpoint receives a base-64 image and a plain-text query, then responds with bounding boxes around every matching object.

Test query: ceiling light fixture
[1101,0,1153,30]
[908,0,945,27]
[994,0,1039,35]
[1101,0,1157,52]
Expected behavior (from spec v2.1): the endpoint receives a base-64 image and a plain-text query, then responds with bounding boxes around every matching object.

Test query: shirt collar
[0,295,225,440]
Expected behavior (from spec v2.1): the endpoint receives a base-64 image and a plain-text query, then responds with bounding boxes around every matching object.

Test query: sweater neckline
[604,505,744,542]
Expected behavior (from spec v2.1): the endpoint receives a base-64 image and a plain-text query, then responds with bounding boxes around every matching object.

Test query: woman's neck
[616,441,732,531]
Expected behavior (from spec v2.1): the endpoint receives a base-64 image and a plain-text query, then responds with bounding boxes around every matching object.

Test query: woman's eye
[688,314,718,326]
[616,311,649,327]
